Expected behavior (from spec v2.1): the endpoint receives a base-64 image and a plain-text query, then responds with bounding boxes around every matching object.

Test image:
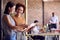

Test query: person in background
[29,20,45,40]
[46,12,59,40]
[30,20,41,34]
[49,12,59,29]
[49,12,59,40]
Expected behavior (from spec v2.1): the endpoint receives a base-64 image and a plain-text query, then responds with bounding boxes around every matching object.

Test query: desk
[26,33,60,40]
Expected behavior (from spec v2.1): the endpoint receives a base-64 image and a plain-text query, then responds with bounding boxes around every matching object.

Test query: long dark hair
[4,1,15,14]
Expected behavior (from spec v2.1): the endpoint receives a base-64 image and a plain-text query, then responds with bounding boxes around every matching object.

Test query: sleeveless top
[2,14,16,36]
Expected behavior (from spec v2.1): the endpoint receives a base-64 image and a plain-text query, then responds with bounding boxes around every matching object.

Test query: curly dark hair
[15,3,25,13]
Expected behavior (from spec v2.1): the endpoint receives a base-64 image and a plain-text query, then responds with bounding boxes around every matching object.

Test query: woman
[2,1,17,40]
[12,3,27,40]
[12,3,26,27]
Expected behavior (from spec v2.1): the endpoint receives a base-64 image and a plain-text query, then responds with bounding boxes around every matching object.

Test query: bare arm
[3,15,24,31]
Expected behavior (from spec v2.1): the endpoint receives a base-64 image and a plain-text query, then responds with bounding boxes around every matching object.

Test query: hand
[40,29,44,33]
[23,28,28,32]
[19,24,28,28]
[17,28,24,32]
[16,27,24,32]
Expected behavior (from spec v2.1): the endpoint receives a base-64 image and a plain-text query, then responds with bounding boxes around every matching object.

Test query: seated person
[28,20,45,40]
